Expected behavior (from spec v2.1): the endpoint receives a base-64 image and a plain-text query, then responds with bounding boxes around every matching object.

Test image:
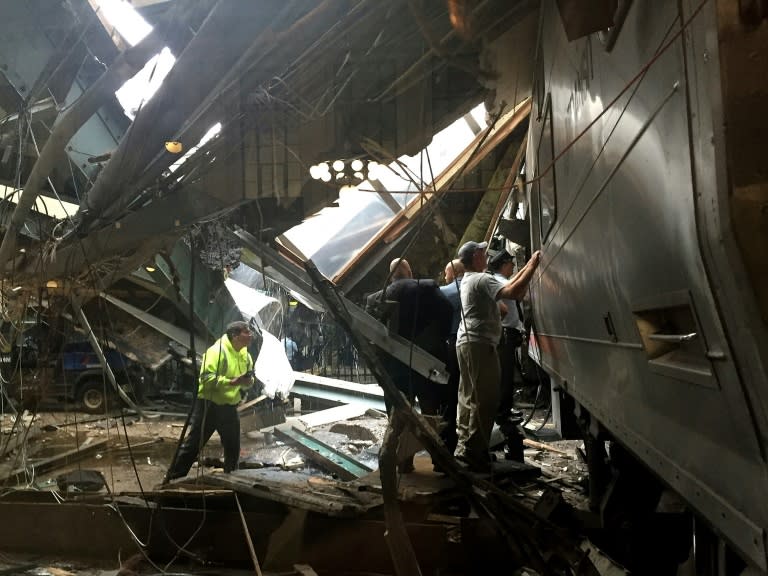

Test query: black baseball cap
[457,240,487,264]
[489,249,514,267]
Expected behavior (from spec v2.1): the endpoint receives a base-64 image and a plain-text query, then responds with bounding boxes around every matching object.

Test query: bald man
[444,259,464,285]
[390,257,412,280]
[379,256,452,472]
[365,258,412,320]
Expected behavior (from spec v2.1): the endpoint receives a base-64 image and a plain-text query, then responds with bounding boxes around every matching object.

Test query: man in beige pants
[454,241,541,472]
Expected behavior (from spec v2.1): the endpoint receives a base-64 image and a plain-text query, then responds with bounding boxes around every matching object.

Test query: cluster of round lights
[308,159,382,183]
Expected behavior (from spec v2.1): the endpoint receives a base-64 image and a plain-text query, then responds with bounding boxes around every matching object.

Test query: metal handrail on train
[648,332,698,343]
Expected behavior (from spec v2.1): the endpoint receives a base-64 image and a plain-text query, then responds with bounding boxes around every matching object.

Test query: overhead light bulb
[165,141,183,154]
[145,265,156,273]
[332,160,345,172]
[353,171,364,180]
[317,161,329,173]
[320,172,332,182]
[351,159,363,172]
[45,280,58,289]
[367,161,381,179]
[309,164,322,180]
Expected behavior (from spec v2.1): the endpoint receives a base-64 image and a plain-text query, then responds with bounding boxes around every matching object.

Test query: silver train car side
[524,0,768,572]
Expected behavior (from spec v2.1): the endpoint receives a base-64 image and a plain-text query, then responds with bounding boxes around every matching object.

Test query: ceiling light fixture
[308,158,381,189]
[165,141,183,154]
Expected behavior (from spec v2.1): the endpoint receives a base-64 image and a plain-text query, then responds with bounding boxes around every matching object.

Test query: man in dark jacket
[380,258,453,471]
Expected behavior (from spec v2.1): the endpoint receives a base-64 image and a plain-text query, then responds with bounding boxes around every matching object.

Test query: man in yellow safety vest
[167,321,255,479]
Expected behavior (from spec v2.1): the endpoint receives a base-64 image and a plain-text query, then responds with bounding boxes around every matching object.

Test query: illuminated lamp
[165,141,183,154]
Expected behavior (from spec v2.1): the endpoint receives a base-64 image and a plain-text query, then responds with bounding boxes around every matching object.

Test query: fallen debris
[294,403,370,429]
[523,438,572,456]
[199,469,383,517]
[0,437,109,485]
[273,424,373,480]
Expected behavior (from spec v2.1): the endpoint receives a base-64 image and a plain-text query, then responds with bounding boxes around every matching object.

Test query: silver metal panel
[526,1,768,569]
[292,371,385,412]
[100,293,208,356]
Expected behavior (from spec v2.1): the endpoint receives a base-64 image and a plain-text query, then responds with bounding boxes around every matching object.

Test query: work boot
[456,452,492,473]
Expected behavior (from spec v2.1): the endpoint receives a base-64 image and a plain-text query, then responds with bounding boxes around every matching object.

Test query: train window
[597,0,632,52]
[632,291,718,389]
[538,94,557,243]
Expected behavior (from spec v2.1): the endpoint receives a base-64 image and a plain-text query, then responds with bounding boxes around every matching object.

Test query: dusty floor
[0,400,585,496]
[1,403,390,492]
[0,401,597,576]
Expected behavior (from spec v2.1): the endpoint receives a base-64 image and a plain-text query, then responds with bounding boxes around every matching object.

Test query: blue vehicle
[8,338,143,414]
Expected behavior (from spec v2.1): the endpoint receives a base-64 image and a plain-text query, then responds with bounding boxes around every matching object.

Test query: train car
[523,1,768,573]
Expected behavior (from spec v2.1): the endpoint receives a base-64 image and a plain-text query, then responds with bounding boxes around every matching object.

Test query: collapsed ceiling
[0,0,537,344]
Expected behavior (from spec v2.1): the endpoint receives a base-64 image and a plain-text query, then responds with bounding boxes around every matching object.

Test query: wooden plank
[523,438,571,456]
[201,472,381,517]
[234,492,264,576]
[381,412,423,576]
[238,394,268,413]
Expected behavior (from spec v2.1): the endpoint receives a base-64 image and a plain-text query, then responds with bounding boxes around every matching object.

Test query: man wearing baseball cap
[454,240,541,472]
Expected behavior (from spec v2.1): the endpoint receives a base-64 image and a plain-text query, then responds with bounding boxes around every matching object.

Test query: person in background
[444,258,462,285]
[454,241,541,472]
[438,258,465,457]
[166,321,254,480]
[283,334,299,369]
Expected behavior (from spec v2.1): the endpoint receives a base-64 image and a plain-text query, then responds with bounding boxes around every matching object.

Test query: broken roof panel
[282,103,488,279]
[224,276,283,335]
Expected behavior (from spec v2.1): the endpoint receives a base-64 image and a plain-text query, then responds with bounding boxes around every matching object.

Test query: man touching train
[454,241,541,472]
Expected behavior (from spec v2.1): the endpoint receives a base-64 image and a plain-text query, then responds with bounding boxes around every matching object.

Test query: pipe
[80,1,331,227]
[103,0,344,224]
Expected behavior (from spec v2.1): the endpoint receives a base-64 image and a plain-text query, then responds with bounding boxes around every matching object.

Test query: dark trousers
[168,399,240,479]
[381,355,443,468]
[440,336,460,453]
[382,356,442,417]
[496,329,521,422]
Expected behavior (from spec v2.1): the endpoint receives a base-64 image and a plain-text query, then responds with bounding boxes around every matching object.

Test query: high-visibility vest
[197,334,254,405]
